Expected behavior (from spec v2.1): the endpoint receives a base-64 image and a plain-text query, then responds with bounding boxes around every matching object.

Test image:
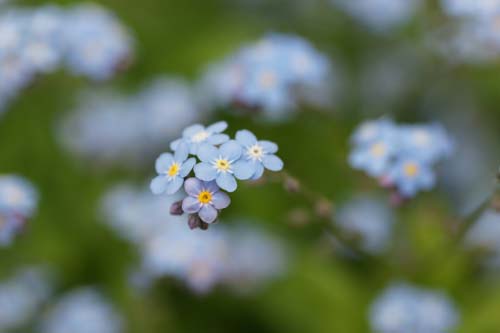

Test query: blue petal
[165,177,183,195]
[155,153,174,174]
[208,134,230,145]
[211,191,231,209]
[197,144,219,163]
[220,140,242,161]
[184,177,203,196]
[251,162,265,180]
[174,141,189,162]
[182,196,201,213]
[236,130,257,147]
[204,180,220,193]
[216,173,237,192]
[170,139,181,151]
[194,163,217,181]
[259,140,278,154]
[150,176,168,195]
[263,154,284,171]
[206,121,228,134]
[199,204,218,223]
[180,158,196,177]
[233,160,254,180]
[183,124,204,137]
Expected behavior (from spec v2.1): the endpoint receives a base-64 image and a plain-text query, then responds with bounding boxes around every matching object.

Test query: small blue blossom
[235,129,283,180]
[370,283,459,333]
[182,177,231,223]
[194,141,254,192]
[0,175,38,218]
[397,124,454,163]
[170,121,230,155]
[150,142,195,195]
[386,157,436,197]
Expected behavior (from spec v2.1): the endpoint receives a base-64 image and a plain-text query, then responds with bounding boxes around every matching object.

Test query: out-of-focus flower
[150,142,196,195]
[198,33,332,121]
[349,118,453,198]
[235,129,283,180]
[101,185,287,294]
[370,283,459,333]
[0,267,53,331]
[332,0,422,32]
[62,4,132,80]
[441,0,500,18]
[465,210,500,268]
[0,4,132,114]
[58,77,201,166]
[170,121,229,155]
[335,196,394,254]
[0,175,38,245]
[40,288,123,333]
[194,141,254,192]
[181,178,231,223]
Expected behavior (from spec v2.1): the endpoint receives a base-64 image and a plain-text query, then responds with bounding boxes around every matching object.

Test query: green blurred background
[2,0,500,332]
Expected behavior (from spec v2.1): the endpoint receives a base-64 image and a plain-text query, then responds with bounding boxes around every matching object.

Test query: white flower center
[247,144,264,161]
[191,130,210,143]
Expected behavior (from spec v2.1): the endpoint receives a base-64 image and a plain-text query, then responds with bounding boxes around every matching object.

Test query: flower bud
[188,214,202,230]
[170,200,184,216]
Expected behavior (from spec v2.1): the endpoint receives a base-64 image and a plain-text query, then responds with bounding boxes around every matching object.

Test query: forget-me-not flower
[182,178,231,223]
[150,142,195,195]
[235,129,283,180]
[0,175,38,218]
[194,141,254,192]
[386,157,436,197]
[170,121,230,155]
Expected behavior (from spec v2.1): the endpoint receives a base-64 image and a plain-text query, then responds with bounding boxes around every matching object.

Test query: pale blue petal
[155,153,174,174]
[184,177,204,196]
[170,139,181,151]
[216,173,237,192]
[199,205,218,223]
[194,163,217,181]
[182,196,201,213]
[197,144,219,163]
[259,140,278,154]
[165,177,183,195]
[220,141,242,161]
[263,154,284,171]
[233,160,254,180]
[183,124,204,137]
[204,180,220,193]
[208,134,230,145]
[211,191,231,209]
[150,176,168,195]
[180,158,196,177]
[236,130,257,147]
[251,163,265,180]
[174,141,189,162]
[206,121,228,134]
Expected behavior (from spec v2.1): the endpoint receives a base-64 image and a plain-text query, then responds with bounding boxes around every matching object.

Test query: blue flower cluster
[40,288,123,333]
[151,121,283,226]
[0,3,132,112]
[102,185,287,294]
[59,77,200,166]
[332,0,422,32]
[0,175,38,246]
[199,34,331,121]
[441,0,500,18]
[370,283,459,333]
[349,118,453,198]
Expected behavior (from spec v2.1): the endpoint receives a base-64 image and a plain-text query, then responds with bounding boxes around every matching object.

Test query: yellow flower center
[215,159,231,172]
[191,131,209,143]
[167,163,180,177]
[404,163,419,177]
[370,142,387,157]
[197,190,212,204]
